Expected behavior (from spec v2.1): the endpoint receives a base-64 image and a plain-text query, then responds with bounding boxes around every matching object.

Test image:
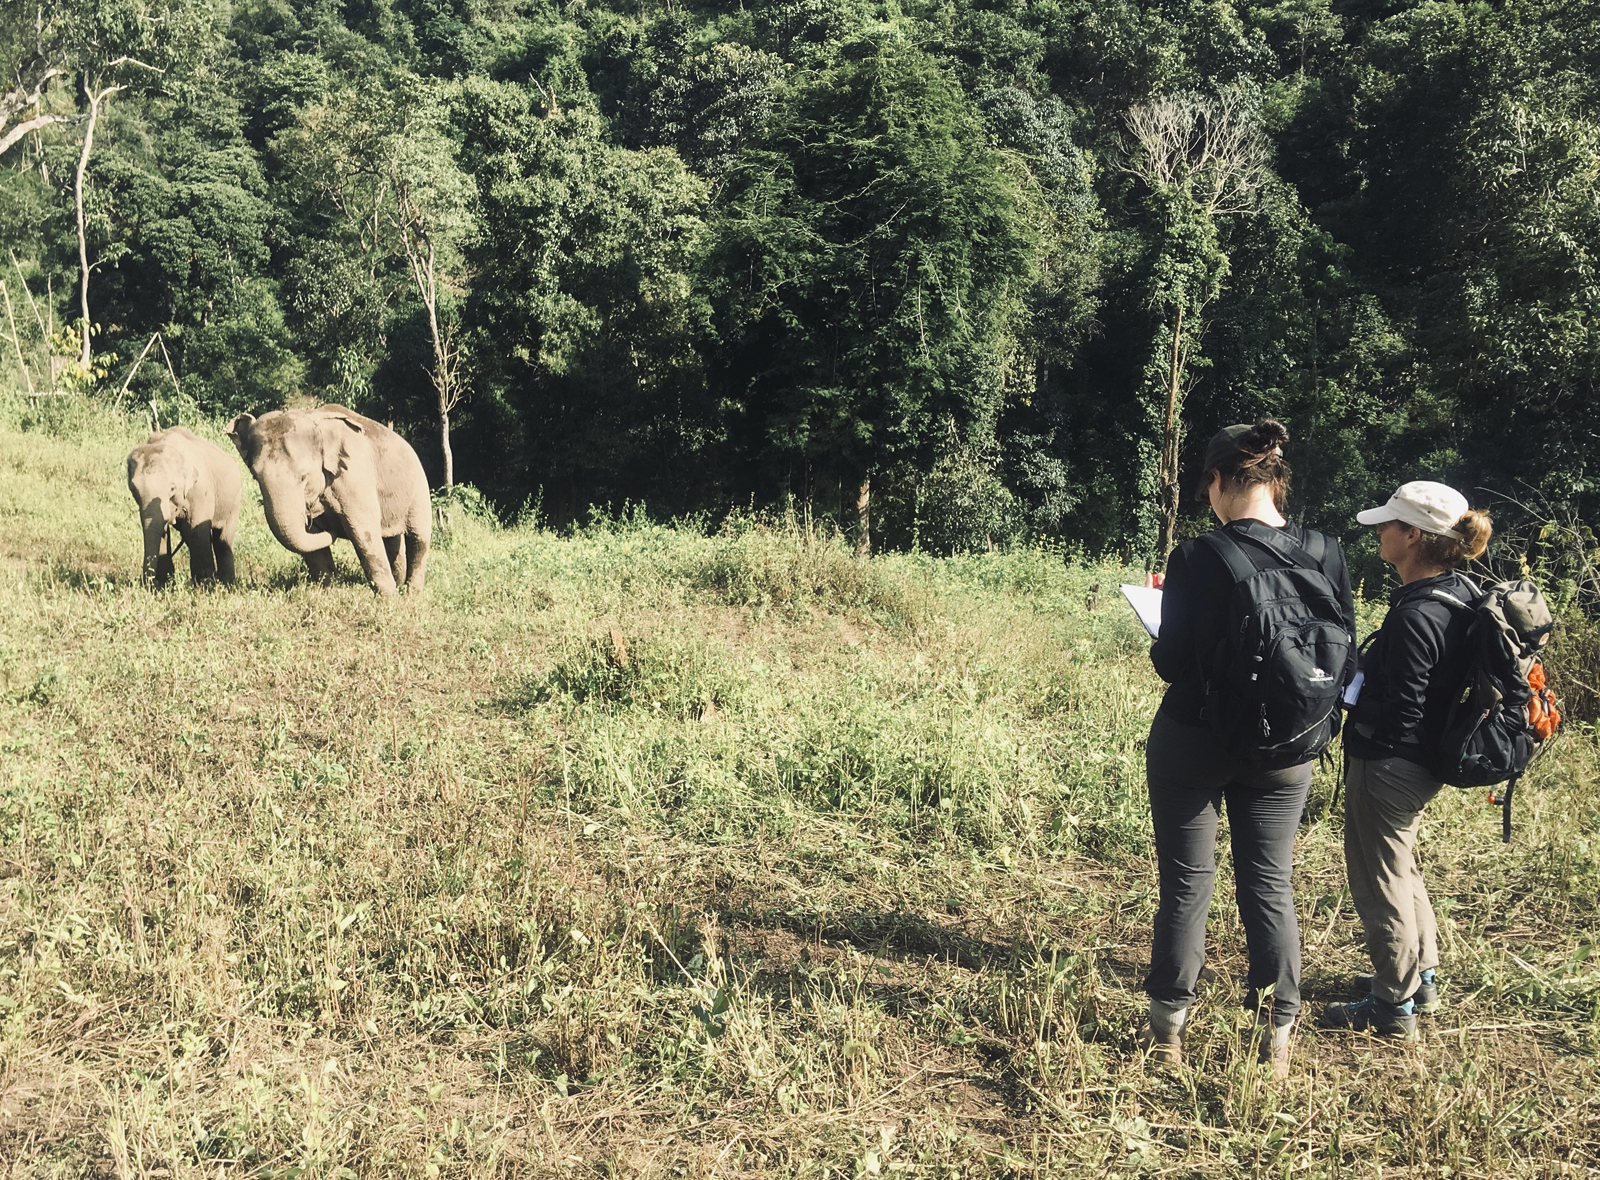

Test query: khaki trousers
[1343,754,1443,1005]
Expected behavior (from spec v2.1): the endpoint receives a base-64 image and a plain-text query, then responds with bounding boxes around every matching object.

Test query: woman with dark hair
[1322,482,1492,1038]
[1139,418,1355,1078]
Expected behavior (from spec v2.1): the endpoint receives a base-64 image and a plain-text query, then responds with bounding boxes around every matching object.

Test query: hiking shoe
[1251,1021,1292,1080]
[1354,971,1440,1014]
[1137,1021,1182,1067]
[1320,995,1418,1039]
[1137,999,1187,1068]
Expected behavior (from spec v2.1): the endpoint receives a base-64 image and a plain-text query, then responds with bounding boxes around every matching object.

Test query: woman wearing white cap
[1321,481,1491,1038]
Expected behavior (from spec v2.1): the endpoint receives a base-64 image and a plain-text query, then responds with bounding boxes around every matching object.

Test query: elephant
[126,427,243,589]
[225,405,431,595]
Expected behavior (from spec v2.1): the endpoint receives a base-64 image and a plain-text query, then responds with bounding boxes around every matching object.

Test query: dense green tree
[1280,0,1600,537]
[459,78,713,513]
[1,0,1596,563]
[711,33,1035,553]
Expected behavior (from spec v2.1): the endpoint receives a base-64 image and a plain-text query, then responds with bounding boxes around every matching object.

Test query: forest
[3,0,1598,571]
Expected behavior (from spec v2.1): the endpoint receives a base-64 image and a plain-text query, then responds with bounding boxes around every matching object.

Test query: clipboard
[1119,584,1162,639]
[1342,670,1364,707]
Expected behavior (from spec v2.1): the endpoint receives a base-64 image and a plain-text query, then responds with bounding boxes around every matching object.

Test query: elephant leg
[213,534,237,584]
[384,533,406,587]
[185,520,217,585]
[350,527,399,596]
[404,529,429,593]
[142,518,172,588]
[302,547,336,585]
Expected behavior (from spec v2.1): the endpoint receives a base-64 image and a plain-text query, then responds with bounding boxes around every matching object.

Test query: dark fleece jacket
[1344,570,1481,775]
[1151,519,1355,727]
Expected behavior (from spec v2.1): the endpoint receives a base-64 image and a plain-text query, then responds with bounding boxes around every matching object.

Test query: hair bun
[1455,508,1493,562]
[1243,417,1290,454]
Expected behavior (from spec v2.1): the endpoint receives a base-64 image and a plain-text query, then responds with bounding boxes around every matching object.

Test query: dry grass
[0,394,1598,1178]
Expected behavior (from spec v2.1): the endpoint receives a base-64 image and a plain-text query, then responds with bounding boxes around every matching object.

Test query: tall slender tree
[389,97,474,488]
[1125,88,1268,557]
[19,0,215,371]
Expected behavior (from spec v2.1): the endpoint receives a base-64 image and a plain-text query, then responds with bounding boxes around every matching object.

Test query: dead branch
[0,65,80,157]
[1124,89,1269,216]
[0,112,82,157]
[1,66,67,122]
[102,57,164,76]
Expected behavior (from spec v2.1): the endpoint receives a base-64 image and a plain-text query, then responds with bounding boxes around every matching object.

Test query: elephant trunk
[258,475,334,556]
[139,498,174,587]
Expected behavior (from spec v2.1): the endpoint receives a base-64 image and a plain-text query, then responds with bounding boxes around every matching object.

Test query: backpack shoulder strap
[1198,528,1262,586]
[1232,519,1325,574]
[1420,572,1484,614]
[1429,588,1474,612]
[1299,527,1329,566]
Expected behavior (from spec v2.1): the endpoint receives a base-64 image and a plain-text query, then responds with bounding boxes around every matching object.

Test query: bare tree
[1125,88,1269,217]
[74,60,160,367]
[388,115,473,490]
[276,86,473,486]
[395,190,465,487]
[0,66,74,157]
[4,0,190,374]
[1124,89,1269,556]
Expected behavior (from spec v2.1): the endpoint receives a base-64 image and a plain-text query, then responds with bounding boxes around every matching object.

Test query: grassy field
[1,394,1598,1179]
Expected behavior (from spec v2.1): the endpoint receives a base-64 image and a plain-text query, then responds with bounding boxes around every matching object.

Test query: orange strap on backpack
[1527,661,1561,741]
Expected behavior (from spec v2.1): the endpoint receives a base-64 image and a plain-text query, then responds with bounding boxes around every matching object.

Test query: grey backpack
[1435,579,1561,839]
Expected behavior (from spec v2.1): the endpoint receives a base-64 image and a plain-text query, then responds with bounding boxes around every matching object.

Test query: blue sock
[1362,993,1414,1018]
[1420,968,1436,985]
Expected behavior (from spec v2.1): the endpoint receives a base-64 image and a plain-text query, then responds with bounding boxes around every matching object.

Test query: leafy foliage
[2,0,1599,567]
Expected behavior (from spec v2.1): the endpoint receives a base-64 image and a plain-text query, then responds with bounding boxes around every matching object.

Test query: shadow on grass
[708,906,1104,1116]
[721,905,1025,975]
[28,555,377,595]
[253,562,374,593]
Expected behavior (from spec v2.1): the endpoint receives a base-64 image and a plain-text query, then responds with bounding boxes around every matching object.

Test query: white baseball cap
[1356,481,1469,540]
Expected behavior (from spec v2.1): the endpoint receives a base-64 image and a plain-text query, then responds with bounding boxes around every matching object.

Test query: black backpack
[1199,522,1356,769]
[1433,579,1561,839]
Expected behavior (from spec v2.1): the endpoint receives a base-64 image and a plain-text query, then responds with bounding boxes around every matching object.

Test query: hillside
[1,396,1598,1177]
[9,1,1600,556]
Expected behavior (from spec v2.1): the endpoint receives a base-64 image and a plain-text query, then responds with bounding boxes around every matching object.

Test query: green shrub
[910,447,1023,555]
[529,631,739,720]
[692,508,922,624]
[430,482,500,550]
[1547,611,1600,724]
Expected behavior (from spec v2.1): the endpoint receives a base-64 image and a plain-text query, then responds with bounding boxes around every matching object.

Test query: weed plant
[0,395,1598,1177]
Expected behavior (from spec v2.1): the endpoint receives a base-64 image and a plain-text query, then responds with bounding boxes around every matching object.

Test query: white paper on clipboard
[1342,669,1364,707]
[1119,584,1163,639]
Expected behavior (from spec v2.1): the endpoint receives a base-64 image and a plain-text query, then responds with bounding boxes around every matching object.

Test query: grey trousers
[1144,710,1313,1025]
[1343,754,1442,1005]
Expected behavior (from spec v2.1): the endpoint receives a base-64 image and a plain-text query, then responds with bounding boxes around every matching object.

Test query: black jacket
[1344,571,1480,774]
[1151,520,1356,727]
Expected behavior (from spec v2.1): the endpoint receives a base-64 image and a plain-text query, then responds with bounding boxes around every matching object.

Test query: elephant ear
[224,414,257,464]
[179,451,204,506]
[317,412,366,479]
